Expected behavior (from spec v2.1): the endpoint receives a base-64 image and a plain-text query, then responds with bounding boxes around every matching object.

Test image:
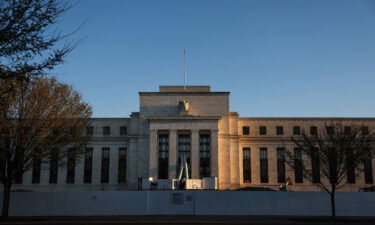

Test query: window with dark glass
[66,148,76,184]
[83,148,93,183]
[276,126,284,135]
[326,126,334,135]
[310,126,317,135]
[293,126,301,135]
[32,156,41,184]
[294,147,303,183]
[118,147,127,183]
[243,148,251,183]
[103,126,110,135]
[14,150,24,184]
[364,149,373,184]
[259,126,267,135]
[276,147,285,183]
[120,126,127,135]
[86,126,93,135]
[199,133,210,178]
[158,134,169,179]
[177,133,191,178]
[311,148,320,183]
[242,126,250,135]
[0,149,4,182]
[362,126,369,135]
[346,148,355,184]
[344,126,351,135]
[101,148,110,183]
[260,147,268,183]
[49,149,59,184]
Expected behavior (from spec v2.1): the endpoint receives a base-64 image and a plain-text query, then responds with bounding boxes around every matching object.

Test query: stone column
[250,145,260,184]
[148,129,158,180]
[92,146,102,185]
[23,170,32,185]
[168,129,177,179]
[109,146,119,185]
[211,129,219,178]
[268,145,277,185]
[191,129,199,179]
[127,138,138,186]
[75,152,84,185]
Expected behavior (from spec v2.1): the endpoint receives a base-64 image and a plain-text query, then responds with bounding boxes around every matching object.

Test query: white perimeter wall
[0,191,374,217]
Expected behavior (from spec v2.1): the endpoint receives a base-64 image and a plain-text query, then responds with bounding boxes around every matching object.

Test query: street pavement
[0,215,374,225]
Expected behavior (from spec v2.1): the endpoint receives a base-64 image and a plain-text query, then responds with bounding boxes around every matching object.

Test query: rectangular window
[346,149,355,184]
[0,149,4,181]
[49,149,59,184]
[242,126,250,135]
[294,147,303,183]
[199,133,211,178]
[177,133,191,178]
[259,126,267,135]
[364,151,373,184]
[276,147,285,183]
[66,148,76,184]
[14,150,24,184]
[326,126,334,135]
[293,126,301,135]
[101,148,110,183]
[260,147,268,183]
[362,126,369,135]
[311,148,320,183]
[158,134,169,179]
[118,147,127,183]
[310,126,317,135]
[344,126,351,135]
[120,126,127,135]
[86,126,93,135]
[83,148,93,184]
[103,126,110,135]
[243,148,251,183]
[32,156,41,184]
[276,126,284,135]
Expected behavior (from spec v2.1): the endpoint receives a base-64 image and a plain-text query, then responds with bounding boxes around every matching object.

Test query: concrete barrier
[0,191,374,216]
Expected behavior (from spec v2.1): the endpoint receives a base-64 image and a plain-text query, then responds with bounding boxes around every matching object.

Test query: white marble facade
[13,86,375,191]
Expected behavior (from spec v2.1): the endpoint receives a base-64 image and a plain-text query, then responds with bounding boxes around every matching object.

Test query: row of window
[242,126,369,136]
[15,147,128,185]
[242,147,374,184]
[158,133,211,179]
[86,126,127,136]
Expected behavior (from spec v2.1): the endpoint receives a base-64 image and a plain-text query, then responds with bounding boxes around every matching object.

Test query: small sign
[172,193,184,205]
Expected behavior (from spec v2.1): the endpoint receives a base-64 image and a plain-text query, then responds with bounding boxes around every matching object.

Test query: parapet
[159,86,210,92]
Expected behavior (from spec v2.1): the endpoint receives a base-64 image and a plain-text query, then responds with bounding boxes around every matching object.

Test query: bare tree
[0,0,77,81]
[0,77,92,218]
[284,123,374,219]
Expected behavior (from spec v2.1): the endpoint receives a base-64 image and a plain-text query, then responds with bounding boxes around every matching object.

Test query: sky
[53,0,375,118]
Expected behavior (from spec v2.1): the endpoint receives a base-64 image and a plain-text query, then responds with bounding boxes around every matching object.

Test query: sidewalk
[0,216,374,225]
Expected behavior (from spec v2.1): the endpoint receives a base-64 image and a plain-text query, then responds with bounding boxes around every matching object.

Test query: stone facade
[13,86,375,191]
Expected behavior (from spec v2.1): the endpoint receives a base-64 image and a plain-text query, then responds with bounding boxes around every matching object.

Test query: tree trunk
[330,192,336,220]
[1,181,11,219]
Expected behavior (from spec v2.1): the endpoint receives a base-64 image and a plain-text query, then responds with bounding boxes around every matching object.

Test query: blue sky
[54,0,375,117]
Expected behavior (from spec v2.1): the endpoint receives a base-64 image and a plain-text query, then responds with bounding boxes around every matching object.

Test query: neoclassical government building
[14,86,375,191]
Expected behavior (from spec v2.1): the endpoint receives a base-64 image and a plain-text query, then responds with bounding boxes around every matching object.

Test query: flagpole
[184,49,186,91]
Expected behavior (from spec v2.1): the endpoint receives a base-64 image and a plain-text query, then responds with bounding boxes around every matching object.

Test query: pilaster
[168,129,177,179]
[211,129,219,178]
[191,129,200,179]
[149,129,158,180]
